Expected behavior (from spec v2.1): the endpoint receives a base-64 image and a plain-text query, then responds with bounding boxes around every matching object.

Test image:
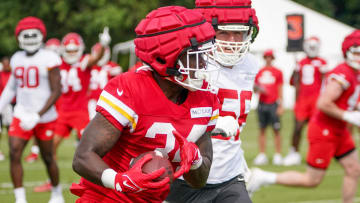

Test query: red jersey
[295,57,327,99]
[59,55,91,112]
[89,61,121,100]
[312,63,360,129]
[0,70,11,94]
[75,69,220,202]
[255,66,283,104]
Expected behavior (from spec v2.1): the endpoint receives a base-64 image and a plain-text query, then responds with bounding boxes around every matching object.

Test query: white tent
[112,0,355,108]
[251,0,355,108]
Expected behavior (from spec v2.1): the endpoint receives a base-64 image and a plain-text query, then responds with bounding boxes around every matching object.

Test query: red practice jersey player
[88,43,122,120]
[284,36,328,166]
[248,30,360,203]
[71,6,221,203]
[53,28,111,154]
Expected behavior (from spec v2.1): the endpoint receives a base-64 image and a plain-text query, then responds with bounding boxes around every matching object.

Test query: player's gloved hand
[211,116,239,137]
[99,27,111,46]
[173,130,203,179]
[343,111,360,127]
[19,112,40,131]
[114,154,169,193]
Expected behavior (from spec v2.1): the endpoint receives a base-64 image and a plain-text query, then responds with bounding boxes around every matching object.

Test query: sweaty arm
[72,113,121,185]
[183,131,213,188]
[38,67,61,116]
[0,75,16,112]
[316,79,344,120]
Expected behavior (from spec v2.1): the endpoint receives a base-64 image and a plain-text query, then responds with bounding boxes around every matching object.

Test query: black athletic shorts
[257,102,281,131]
[165,175,252,203]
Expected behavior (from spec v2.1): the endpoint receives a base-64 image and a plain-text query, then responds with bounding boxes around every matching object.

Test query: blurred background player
[167,1,259,202]
[25,38,61,164]
[247,30,360,203]
[45,38,61,54]
[0,16,64,203]
[88,42,122,120]
[71,6,220,202]
[0,56,13,161]
[34,28,111,193]
[253,49,284,166]
[284,36,327,166]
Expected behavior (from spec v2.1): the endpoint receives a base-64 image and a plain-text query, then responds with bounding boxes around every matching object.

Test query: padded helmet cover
[134,6,216,76]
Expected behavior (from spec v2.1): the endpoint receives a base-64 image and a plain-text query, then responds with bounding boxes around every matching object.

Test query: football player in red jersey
[71,6,220,203]
[253,50,284,166]
[284,36,328,166]
[248,30,360,203]
[0,16,64,203]
[0,56,13,161]
[53,28,111,154]
[88,43,122,120]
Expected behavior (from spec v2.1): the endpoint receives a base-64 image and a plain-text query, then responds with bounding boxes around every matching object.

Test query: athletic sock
[51,184,62,196]
[14,187,26,201]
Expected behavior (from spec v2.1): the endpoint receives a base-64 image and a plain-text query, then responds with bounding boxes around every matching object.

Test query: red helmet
[61,32,85,64]
[195,0,259,66]
[45,38,61,54]
[15,16,46,39]
[134,6,218,91]
[342,30,360,57]
[263,49,274,59]
[91,43,111,66]
[342,30,360,69]
[15,16,46,53]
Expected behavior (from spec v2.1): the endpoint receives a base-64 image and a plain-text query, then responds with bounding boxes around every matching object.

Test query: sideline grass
[0,110,359,202]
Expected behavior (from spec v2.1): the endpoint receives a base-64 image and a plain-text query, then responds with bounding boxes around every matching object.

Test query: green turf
[0,110,359,202]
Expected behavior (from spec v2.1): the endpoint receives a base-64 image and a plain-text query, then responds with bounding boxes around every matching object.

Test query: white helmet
[303,36,320,58]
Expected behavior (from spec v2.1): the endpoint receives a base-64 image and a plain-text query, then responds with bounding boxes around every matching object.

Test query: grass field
[0,110,359,203]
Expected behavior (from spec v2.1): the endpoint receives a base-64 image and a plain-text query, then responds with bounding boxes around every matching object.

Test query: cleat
[34,182,51,193]
[272,153,283,166]
[25,152,38,163]
[253,153,268,166]
[283,152,301,166]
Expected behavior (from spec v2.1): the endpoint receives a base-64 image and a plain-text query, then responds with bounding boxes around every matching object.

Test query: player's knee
[305,176,322,187]
[346,163,360,179]
[9,146,23,161]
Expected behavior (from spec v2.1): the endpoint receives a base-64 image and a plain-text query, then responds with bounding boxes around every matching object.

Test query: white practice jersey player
[207,53,259,184]
[8,49,61,123]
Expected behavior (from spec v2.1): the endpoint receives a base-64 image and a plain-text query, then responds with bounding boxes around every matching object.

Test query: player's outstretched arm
[87,27,111,68]
[72,113,121,186]
[38,67,61,116]
[174,130,213,188]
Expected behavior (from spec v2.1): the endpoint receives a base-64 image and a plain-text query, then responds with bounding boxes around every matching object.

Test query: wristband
[101,168,117,189]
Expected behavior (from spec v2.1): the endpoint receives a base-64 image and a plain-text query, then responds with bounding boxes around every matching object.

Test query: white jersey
[207,53,259,184]
[9,49,61,123]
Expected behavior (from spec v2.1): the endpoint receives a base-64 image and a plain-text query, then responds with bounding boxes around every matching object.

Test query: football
[130,151,174,183]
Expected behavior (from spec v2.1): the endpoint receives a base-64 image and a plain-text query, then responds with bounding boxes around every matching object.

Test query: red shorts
[306,121,355,169]
[294,96,318,121]
[54,110,89,139]
[8,117,56,141]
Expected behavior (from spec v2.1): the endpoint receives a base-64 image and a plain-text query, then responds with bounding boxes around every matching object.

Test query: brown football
[130,151,174,183]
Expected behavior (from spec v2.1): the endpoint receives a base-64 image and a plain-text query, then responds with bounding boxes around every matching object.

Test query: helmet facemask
[304,38,320,58]
[18,29,43,54]
[62,43,84,64]
[346,46,360,70]
[213,24,253,67]
[174,41,219,92]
